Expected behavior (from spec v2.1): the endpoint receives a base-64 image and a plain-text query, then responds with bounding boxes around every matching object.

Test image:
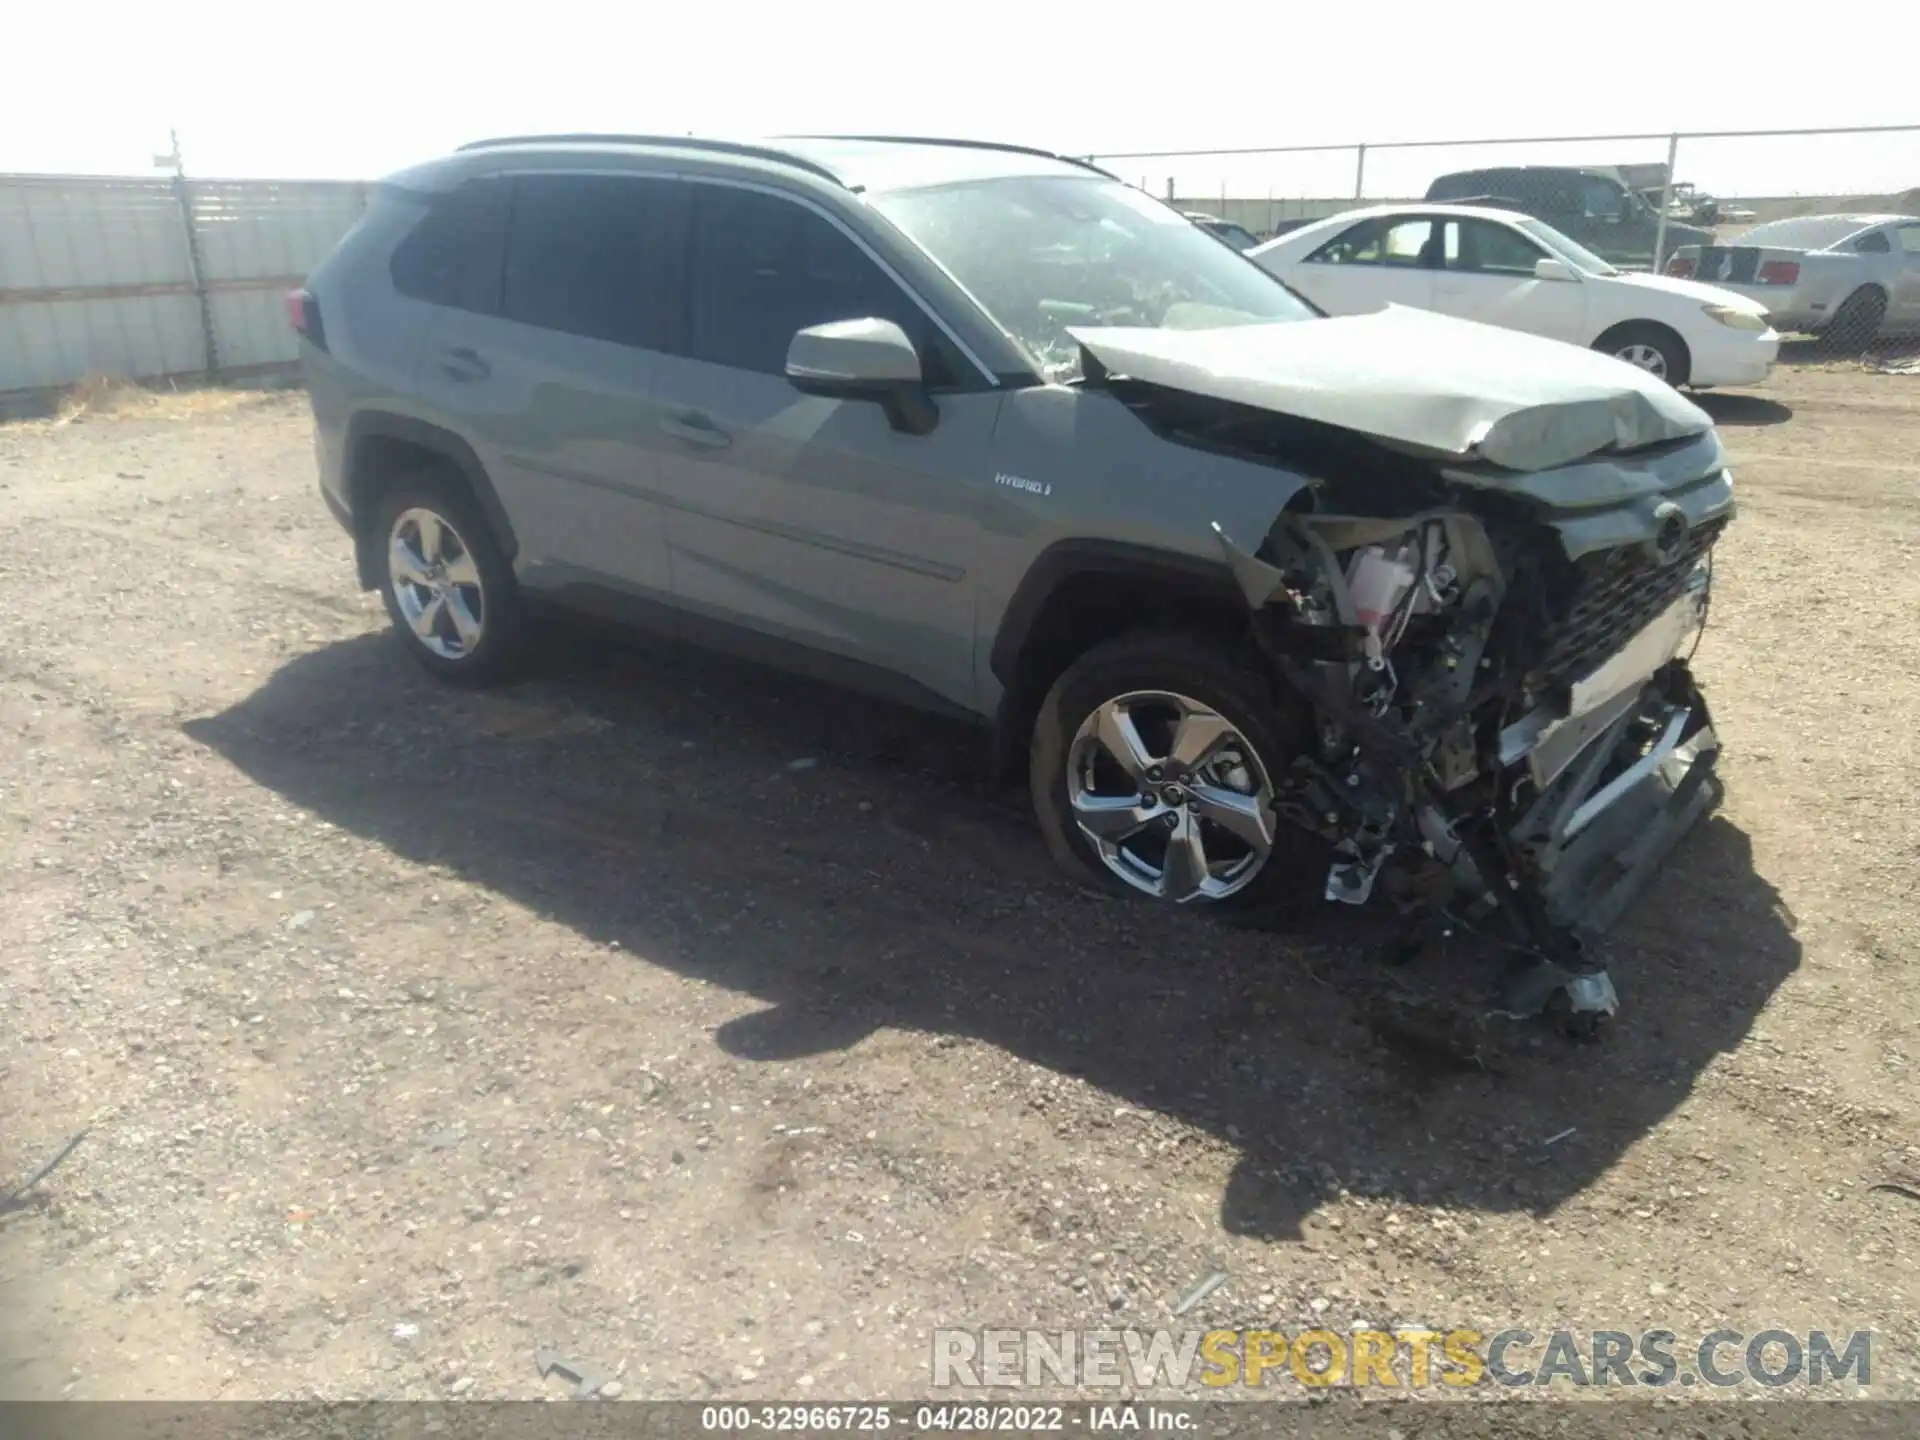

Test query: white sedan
[1249,203,1779,387]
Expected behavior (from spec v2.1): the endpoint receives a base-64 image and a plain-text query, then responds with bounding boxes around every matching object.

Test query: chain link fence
[1105,124,1920,354]
[1107,124,1917,242]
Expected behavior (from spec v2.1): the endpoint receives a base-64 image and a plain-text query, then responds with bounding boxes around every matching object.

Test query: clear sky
[4,1,1916,200]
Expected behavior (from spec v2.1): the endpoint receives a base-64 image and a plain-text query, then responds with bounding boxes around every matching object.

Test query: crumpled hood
[1071,305,1714,473]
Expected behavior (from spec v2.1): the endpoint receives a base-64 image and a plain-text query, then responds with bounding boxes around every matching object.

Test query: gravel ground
[1,365,1916,1405]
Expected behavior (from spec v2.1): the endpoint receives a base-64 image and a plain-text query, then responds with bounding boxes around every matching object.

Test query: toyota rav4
[295,133,1734,1027]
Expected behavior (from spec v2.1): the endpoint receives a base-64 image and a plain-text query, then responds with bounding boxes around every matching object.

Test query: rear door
[1430,216,1588,342]
[422,172,686,608]
[1285,214,1439,315]
[645,181,999,712]
[497,173,688,606]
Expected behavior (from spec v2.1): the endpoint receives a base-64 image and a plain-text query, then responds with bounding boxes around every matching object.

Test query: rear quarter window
[388,180,509,314]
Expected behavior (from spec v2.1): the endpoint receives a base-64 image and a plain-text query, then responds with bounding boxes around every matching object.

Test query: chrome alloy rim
[1066,690,1277,902]
[388,507,484,660]
[1614,341,1669,378]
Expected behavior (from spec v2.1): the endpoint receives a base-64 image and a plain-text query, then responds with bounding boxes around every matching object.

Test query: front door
[1429,217,1589,343]
[648,182,999,713]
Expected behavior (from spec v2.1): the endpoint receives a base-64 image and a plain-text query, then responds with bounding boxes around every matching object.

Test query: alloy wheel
[1066,689,1277,903]
[388,507,485,660]
[1614,341,1669,379]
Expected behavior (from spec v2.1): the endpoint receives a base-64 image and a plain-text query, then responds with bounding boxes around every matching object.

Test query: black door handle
[437,346,490,383]
[659,410,732,450]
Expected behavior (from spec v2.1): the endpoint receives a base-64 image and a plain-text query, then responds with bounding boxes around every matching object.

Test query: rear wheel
[1030,630,1312,910]
[372,473,521,684]
[1818,287,1887,356]
[1594,322,1691,387]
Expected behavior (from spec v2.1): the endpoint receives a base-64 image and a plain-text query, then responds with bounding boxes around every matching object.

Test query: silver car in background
[1665,213,1920,352]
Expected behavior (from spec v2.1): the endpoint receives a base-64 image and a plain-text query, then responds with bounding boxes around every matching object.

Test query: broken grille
[1537,516,1726,691]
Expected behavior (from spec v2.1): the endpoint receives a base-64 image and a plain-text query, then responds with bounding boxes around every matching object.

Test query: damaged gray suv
[297,134,1732,1027]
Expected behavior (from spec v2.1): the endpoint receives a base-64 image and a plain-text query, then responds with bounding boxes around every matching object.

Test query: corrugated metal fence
[0,173,368,403]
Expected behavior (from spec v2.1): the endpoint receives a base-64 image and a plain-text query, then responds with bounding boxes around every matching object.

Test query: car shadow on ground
[184,627,1801,1240]
[1694,392,1793,427]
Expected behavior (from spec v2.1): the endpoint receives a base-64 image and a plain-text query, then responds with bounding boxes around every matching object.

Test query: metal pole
[1354,142,1367,200]
[163,129,218,376]
[1166,176,1174,202]
[1653,132,1678,273]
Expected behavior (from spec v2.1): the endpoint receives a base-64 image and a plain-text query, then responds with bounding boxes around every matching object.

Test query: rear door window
[500,174,686,351]
[1306,216,1435,267]
[389,180,510,313]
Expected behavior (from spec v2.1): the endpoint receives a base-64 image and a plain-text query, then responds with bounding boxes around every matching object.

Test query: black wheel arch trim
[986,539,1246,785]
[989,539,1243,690]
[344,411,520,582]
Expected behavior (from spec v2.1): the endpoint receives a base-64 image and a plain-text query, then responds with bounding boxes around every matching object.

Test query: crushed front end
[1214,427,1734,1027]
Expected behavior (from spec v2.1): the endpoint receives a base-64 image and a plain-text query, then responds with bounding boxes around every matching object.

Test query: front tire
[1029,630,1311,910]
[1594,322,1691,387]
[372,473,521,684]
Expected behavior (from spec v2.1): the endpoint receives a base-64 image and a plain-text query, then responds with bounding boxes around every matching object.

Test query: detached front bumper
[1487,572,1722,1017]
[1519,664,1720,942]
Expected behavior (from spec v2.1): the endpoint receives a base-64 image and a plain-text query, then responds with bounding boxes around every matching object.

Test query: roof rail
[787,135,1121,181]
[454,134,844,185]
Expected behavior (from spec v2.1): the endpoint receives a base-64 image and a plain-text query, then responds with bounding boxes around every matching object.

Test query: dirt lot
[1,363,1917,1406]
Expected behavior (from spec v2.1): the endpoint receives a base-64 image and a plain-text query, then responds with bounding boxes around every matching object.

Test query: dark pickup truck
[1425,166,1714,269]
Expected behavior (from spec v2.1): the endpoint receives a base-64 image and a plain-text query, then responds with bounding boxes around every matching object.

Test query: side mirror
[785,318,937,435]
[1533,257,1578,283]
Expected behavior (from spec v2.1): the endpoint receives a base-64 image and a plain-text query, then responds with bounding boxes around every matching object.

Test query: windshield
[1736,217,1869,251]
[869,176,1316,382]
[1511,216,1621,276]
